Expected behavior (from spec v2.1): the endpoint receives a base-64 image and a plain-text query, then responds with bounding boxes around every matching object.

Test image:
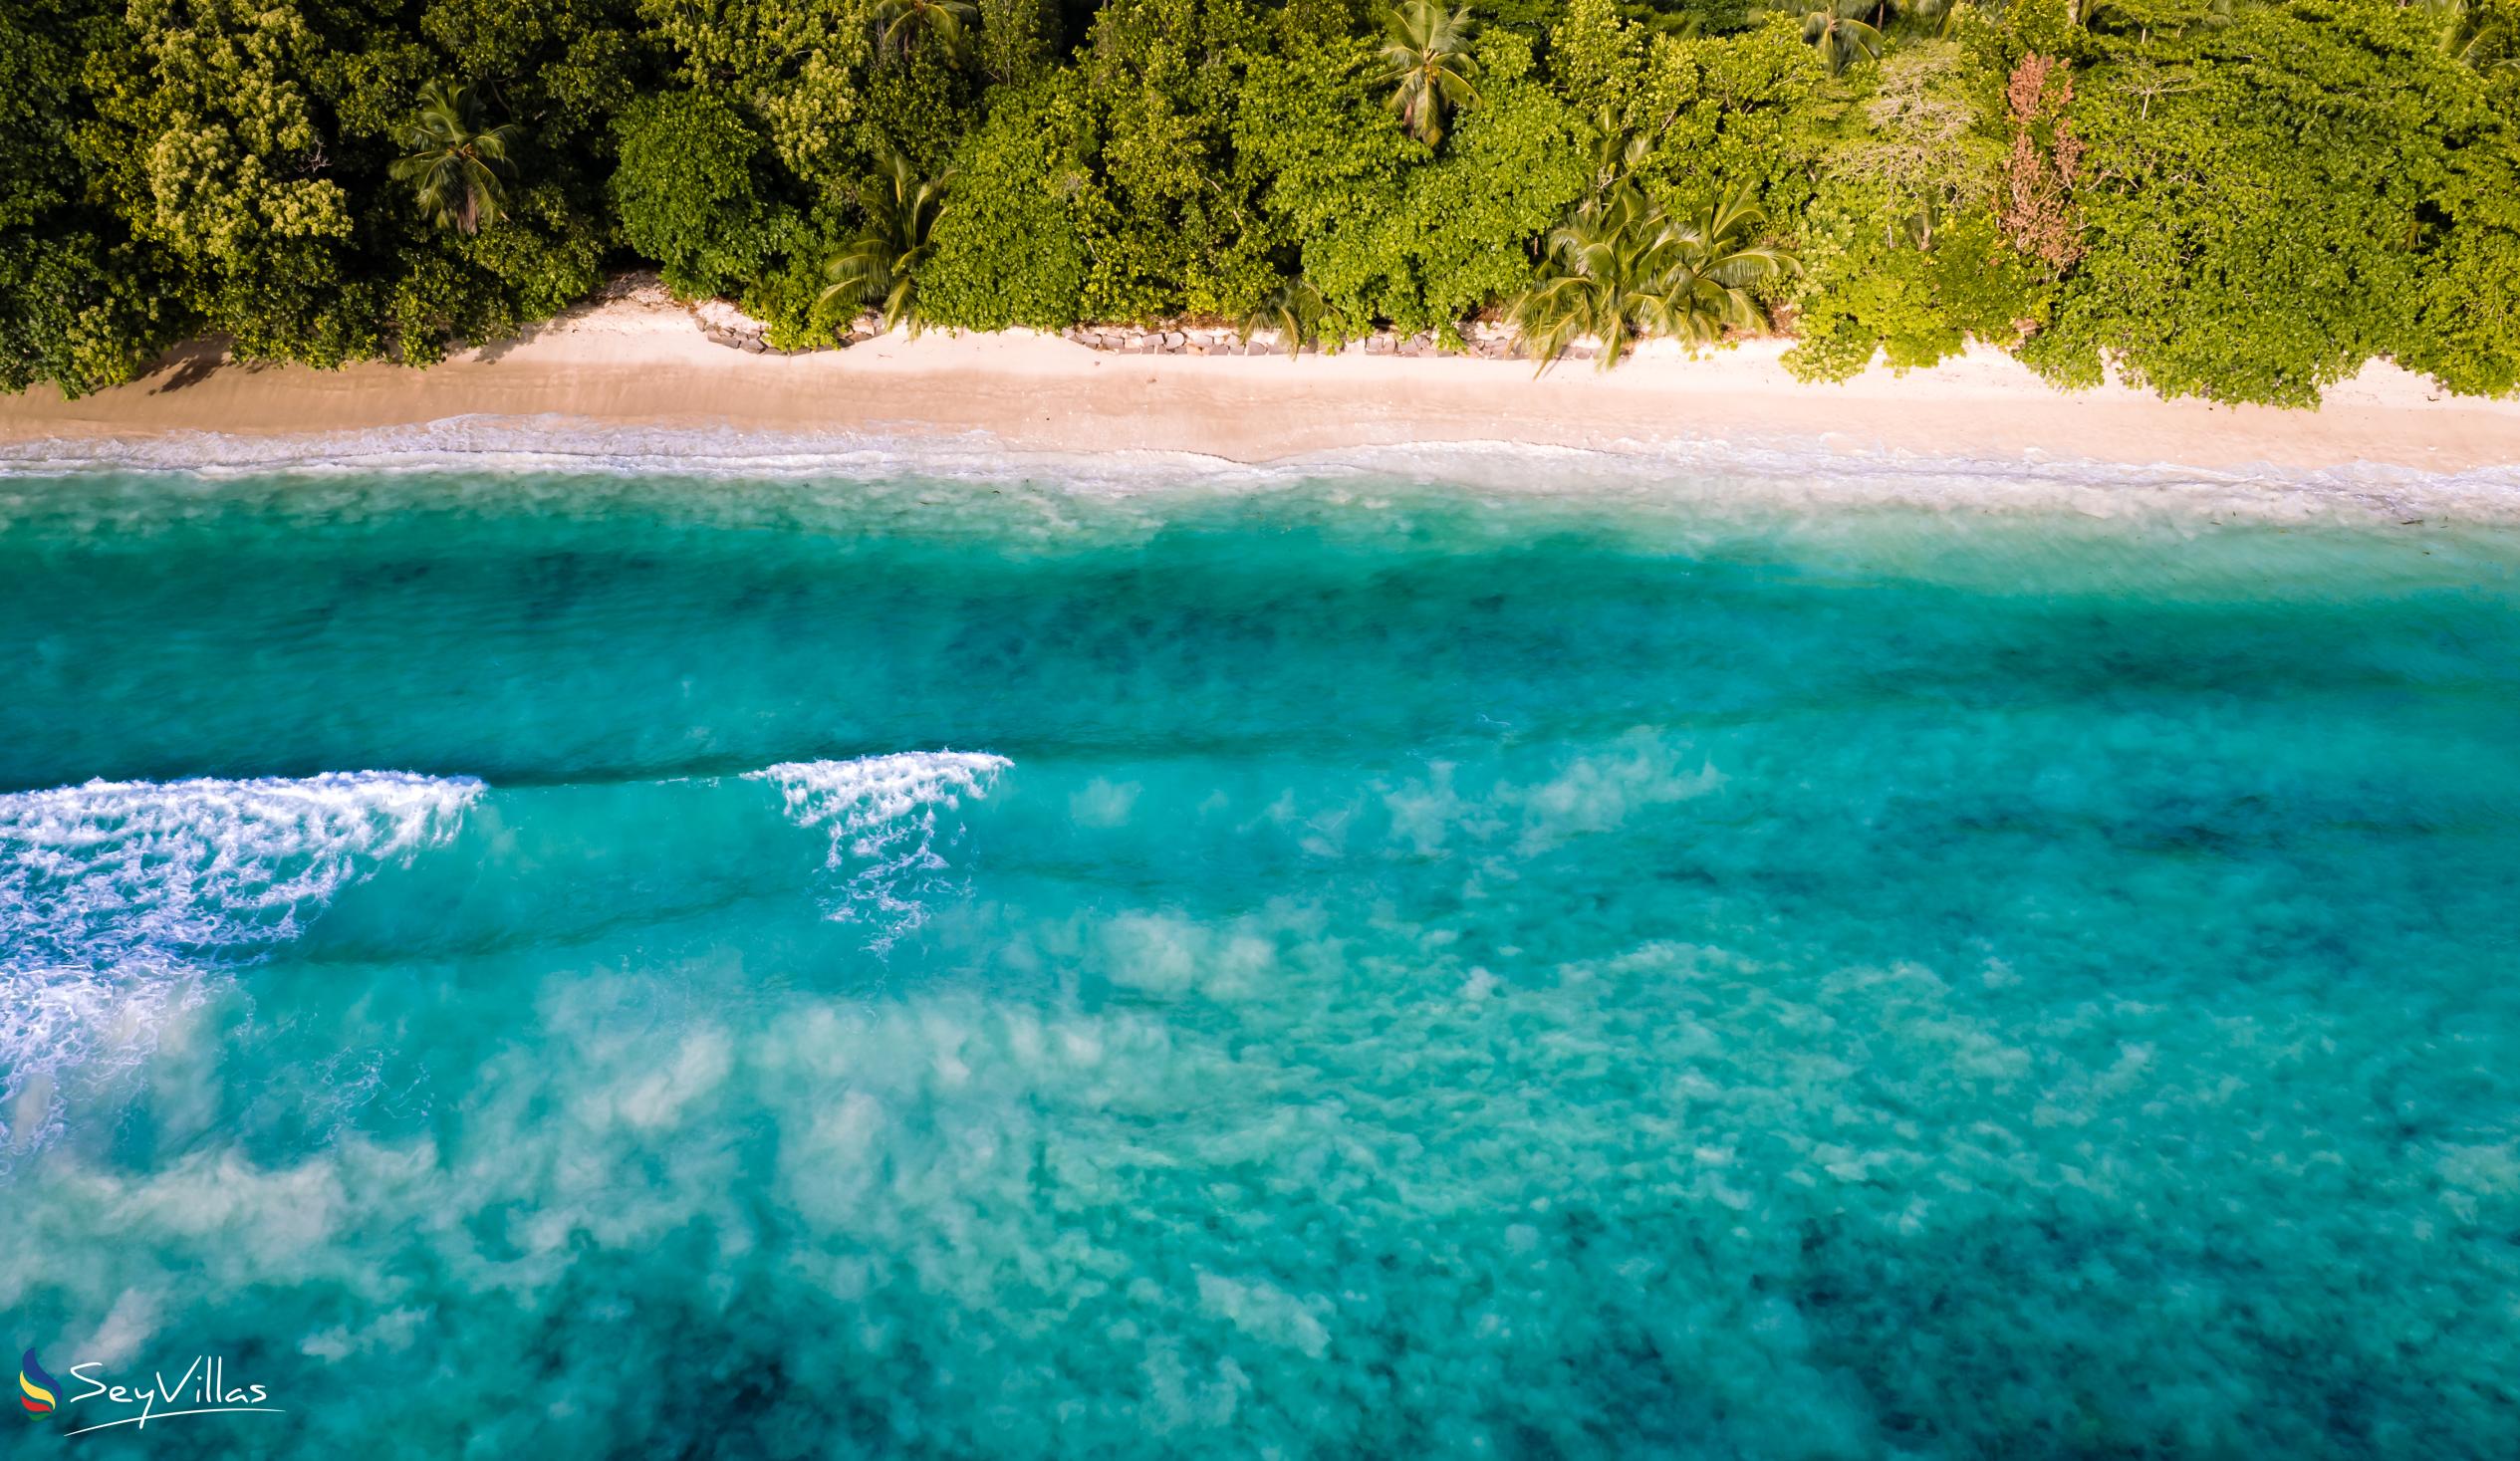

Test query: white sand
[3,290,2517,476]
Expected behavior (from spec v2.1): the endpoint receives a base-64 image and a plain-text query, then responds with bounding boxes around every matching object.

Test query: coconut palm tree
[1900,0,1968,38]
[1379,0,1481,146]
[873,0,978,63]
[821,148,952,334]
[1795,0,1885,75]
[1579,109,1653,208]
[388,83,525,236]
[2423,0,2520,70]
[1645,192,1797,347]
[1507,188,1673,370]
[1508,188,1794,371]
[1237,278,1325,359]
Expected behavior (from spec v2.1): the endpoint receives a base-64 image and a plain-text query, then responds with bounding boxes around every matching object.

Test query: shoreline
[4,291,2519,491]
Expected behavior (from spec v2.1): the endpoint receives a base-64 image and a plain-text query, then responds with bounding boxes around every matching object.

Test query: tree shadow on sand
[134,338,233,393]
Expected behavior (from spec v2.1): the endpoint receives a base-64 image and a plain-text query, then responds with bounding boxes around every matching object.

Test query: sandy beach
[4,287,2519,476]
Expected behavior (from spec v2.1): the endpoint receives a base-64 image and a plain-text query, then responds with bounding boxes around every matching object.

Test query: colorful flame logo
[19,1349,57,1415]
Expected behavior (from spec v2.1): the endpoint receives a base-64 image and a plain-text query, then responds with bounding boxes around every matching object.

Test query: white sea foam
[0,771,483,1160]
[3,414,2517,525]
[747,752,1011,952]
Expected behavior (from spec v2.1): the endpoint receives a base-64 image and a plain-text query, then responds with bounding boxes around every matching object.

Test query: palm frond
[1509,185,1795,371]
[1238,278,1324,359]
[1377,0,1481,145]
[874,0,978,65]
[392,82,524,236]
[822,148,954,334]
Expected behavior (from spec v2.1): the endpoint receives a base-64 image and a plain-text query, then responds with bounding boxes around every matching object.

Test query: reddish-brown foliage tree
[2000,53,2085,272]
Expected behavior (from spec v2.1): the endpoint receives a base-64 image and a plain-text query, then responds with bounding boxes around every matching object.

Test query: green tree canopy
[3,0,2518,404]
[611,90,769,297]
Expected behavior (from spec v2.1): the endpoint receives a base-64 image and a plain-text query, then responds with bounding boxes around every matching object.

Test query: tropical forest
[3,0,2516,403]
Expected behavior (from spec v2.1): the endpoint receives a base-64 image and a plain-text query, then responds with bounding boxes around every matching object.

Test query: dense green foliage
[3,0,2515,401]
[612,91,772,297]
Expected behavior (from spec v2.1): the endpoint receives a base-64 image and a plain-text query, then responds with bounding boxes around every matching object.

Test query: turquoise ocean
[3,439,2518,1456]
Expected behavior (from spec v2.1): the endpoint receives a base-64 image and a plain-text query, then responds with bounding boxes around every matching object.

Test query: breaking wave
[0,772,481,1161]
[3,415,2517,525]
[748,752,1012,952]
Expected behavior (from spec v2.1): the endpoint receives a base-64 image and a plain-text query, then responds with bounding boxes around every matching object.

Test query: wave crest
[748,752,1011,952]
[1,771,482,1162]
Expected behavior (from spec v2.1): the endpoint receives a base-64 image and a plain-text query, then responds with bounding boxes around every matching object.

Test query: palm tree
[1508,188,1794,370]
[872,0,978,63]
[1901,0,1968,38]
[1238,278,1324,359]
[1508,188,1670,370]
[2423,0,2520,70]
[821,148,952,334]
[1647,192,1797,347]
[388,83,525,236]
[1379,0,1481,146]
[1796,0,1885,75]
[1580,109,1653,208]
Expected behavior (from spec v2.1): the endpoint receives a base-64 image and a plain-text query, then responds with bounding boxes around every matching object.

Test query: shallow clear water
[3,462,2517,1457]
